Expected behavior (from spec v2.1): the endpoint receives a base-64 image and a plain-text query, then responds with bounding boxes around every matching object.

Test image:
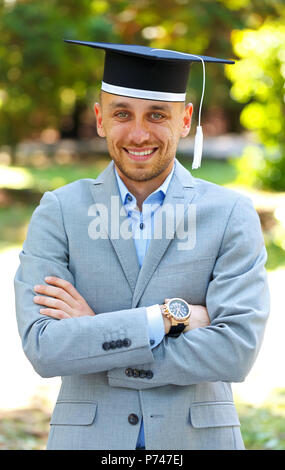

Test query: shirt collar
[114,161,175,206]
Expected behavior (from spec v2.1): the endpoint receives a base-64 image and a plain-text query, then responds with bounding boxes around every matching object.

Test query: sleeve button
[125,368,133,377]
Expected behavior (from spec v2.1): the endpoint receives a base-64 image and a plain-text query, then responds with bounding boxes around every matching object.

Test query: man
[14,41,270,450]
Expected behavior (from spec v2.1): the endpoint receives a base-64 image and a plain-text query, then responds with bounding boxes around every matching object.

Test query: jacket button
[125,368,133,377]
[133,369,140,378]
[139,370,147,378]
[128,413,139,425]
[109,340,117,349]
[123,338,131,347]
[116,339,123,348]
[149,339,155,346]
[146,370,153,379]
[102,342,110,350]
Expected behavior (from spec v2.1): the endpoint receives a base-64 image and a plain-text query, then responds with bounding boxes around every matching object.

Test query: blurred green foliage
[0,0,283,149]
[237,390,285,450]
[226,11,285,190]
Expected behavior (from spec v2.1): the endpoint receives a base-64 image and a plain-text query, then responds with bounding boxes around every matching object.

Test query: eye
[150,112,164,120]
[115,111,129,118]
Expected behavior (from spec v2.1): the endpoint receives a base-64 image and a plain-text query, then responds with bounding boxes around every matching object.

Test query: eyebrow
[108,102,130,109]
[108,101,172,112]
[149,104,172,112]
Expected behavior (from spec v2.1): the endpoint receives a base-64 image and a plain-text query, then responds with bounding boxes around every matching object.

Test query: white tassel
[192,125,203,169]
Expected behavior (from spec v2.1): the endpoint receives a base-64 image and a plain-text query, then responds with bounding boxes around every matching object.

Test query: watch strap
[167,323,186,338]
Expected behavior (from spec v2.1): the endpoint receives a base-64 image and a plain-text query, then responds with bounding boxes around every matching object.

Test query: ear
[94,102,106,138]
[180,103,193,138]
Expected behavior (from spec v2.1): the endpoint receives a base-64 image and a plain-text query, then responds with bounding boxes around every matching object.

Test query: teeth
[128,149,154,156]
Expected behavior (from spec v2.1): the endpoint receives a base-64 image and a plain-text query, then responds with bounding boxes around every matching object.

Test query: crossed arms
[14,190,270,386]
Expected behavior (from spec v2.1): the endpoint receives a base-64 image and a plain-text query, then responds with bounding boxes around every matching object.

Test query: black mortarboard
[64,39,235,168]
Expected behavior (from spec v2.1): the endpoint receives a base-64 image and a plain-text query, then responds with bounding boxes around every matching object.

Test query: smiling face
[94,92,193,184]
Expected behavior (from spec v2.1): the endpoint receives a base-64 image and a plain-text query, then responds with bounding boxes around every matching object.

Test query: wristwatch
[160,298,191,337]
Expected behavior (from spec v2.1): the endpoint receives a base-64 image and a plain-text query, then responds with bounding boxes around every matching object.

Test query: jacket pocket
[50,400,98,426]
[189,401,240,428]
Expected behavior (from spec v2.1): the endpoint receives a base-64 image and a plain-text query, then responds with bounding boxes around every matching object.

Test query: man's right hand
[183,305,210,332]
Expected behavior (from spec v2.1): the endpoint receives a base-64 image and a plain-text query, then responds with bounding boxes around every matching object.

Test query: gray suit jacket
[14,158,270,450]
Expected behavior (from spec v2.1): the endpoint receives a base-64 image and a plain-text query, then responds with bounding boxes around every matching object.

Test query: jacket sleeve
[14,191,154,378]
[107,195,270,389]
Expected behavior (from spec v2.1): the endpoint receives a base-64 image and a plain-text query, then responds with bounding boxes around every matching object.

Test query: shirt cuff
[146,304,165,348]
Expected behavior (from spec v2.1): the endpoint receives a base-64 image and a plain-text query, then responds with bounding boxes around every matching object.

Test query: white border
[101,81,186,102]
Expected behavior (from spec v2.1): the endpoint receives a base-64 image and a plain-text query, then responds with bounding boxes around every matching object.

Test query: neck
[115,160,174,211]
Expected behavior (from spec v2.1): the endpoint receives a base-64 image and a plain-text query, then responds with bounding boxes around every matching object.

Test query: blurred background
[0,0,285,450]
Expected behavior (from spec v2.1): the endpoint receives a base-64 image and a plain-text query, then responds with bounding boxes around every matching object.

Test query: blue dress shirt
[114,163,175,449]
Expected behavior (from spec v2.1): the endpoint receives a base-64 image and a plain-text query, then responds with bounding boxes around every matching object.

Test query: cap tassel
[192,125,203,169]
[187,54,205,170]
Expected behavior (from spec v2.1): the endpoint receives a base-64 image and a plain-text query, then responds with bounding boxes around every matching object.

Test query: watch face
[168,299,190,320]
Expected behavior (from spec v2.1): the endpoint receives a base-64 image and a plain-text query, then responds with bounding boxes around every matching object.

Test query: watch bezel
[166,297,191,321]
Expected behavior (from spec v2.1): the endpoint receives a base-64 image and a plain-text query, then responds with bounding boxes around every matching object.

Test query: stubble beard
[108,144,176,183]
[113,158,171,182]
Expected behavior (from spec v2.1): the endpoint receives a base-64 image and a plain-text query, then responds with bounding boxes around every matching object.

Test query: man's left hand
[33,276,95,319]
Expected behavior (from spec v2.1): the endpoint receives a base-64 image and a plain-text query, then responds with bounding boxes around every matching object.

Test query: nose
[128,118,151,145]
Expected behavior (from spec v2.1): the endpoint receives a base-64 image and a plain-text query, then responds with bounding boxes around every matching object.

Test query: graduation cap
[64,39,235,169]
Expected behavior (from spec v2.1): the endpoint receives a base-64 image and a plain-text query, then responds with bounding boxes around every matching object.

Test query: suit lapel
[89,158,196,305]
[89,161,140,293]
[132,159,196,307]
